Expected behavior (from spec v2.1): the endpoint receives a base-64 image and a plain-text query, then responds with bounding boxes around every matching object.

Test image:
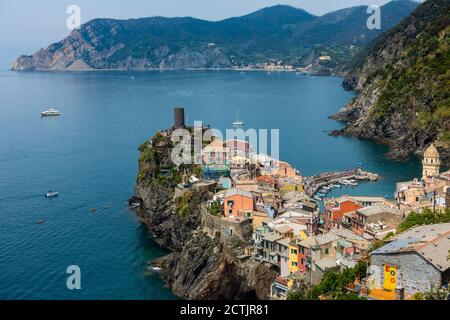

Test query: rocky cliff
[11,2,418,71]
[333,0,450,166]
[134,130,275,300]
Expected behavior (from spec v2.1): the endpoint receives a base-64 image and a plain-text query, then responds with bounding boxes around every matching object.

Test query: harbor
[304,168,380,199]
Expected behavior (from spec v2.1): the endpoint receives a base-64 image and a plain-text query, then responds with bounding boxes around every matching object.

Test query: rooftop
[357,204,401,217]
[225,188,254,199]
[262,232,283,243]
[300,233,339,248]
[315,257,337,271]
[372,223,450,272]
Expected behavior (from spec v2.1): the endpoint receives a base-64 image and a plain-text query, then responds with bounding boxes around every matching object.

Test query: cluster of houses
[168,108,449,301]
[195,135,450,300]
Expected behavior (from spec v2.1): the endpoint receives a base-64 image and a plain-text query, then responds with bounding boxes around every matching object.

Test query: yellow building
[422,144,441,179]
[288,232,309,274]
[288,242,300,274]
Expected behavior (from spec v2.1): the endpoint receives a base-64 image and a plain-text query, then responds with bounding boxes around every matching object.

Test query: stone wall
[371,252,442,295]
[201,208,253,243]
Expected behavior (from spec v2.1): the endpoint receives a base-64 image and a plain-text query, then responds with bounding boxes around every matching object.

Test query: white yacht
[41,109,61,117]
[232,110,245,127]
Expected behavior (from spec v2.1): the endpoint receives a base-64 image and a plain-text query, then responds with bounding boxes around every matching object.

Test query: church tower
[422,144,441,179]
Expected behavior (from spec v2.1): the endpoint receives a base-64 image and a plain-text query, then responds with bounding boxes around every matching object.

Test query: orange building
[224,189,255,219]
[257,175,277,190]
[324,198,362,231]
[274,161,299,178]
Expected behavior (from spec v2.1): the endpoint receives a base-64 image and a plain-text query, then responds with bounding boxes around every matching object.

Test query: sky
[0,0,409,69]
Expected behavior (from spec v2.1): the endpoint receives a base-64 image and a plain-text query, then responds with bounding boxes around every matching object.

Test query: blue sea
[0,70,421,300]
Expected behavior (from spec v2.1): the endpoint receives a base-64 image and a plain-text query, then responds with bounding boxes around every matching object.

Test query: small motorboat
[90,208,97,213]
[314,195,322,202]
[317,192,326,198]
[349,180,358,186]
[45,191,59,198]
[151,266,162,272]
[37,219,45,225]
[41,109,61,117]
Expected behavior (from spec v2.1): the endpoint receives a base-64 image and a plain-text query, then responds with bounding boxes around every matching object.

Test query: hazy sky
[0,0,409,69]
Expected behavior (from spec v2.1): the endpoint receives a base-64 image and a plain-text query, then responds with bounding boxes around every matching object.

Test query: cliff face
[11,3,418,71]
[333,0,450,165]
[134,130,275,300]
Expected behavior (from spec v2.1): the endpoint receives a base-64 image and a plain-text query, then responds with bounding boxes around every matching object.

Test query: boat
[317,192,326,198]
[314,195,323,202]
[322,186,331,191]
[232,110,245,127]
[41,109,61,117]
[90,208,97,213]
[37,219,45,225]
[319,188,329,194]
[150,267,162,272]
[45,191,58,198]
[340,180,350,186]
[349,180,358,186]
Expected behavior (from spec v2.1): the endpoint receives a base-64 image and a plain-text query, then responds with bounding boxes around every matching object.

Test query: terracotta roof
[257,175,276,185]
[275,276,288,286]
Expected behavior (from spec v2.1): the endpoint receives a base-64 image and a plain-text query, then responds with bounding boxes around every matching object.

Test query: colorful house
[202,138,230,165]
[225,139,252,159]
[257,175,277,190]
[324,198,362,231]
[251,210,269,231]
[224,189,255,219]
[367,223,450,299]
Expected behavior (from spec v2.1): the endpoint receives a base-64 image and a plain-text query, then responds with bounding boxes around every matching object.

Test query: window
[324,248,329,255]
[301,259,305,265]
[291,249,298,255]
[292,262,298,267]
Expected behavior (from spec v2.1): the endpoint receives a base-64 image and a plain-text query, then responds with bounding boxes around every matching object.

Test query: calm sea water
[0,70,421,300]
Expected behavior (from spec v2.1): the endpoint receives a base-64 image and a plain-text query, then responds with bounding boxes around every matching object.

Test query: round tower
[422,144,441,179]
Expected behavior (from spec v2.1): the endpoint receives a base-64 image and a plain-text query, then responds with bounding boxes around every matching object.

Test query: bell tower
[422,144,441,179]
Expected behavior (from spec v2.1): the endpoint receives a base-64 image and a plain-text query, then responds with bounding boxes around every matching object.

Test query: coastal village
[152,109,450,301]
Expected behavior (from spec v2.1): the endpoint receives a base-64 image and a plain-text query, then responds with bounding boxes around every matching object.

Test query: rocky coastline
[330,0,450,167]
[132,129,276,300]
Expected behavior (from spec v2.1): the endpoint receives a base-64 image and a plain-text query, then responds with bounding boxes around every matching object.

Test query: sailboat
[232,110,245,127]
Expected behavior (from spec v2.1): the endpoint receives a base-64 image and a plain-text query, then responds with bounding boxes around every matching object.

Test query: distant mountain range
[12,0,419,71]
[333,0,450,165]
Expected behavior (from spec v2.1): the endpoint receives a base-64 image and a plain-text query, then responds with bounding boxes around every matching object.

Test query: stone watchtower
[422,144,441,179]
